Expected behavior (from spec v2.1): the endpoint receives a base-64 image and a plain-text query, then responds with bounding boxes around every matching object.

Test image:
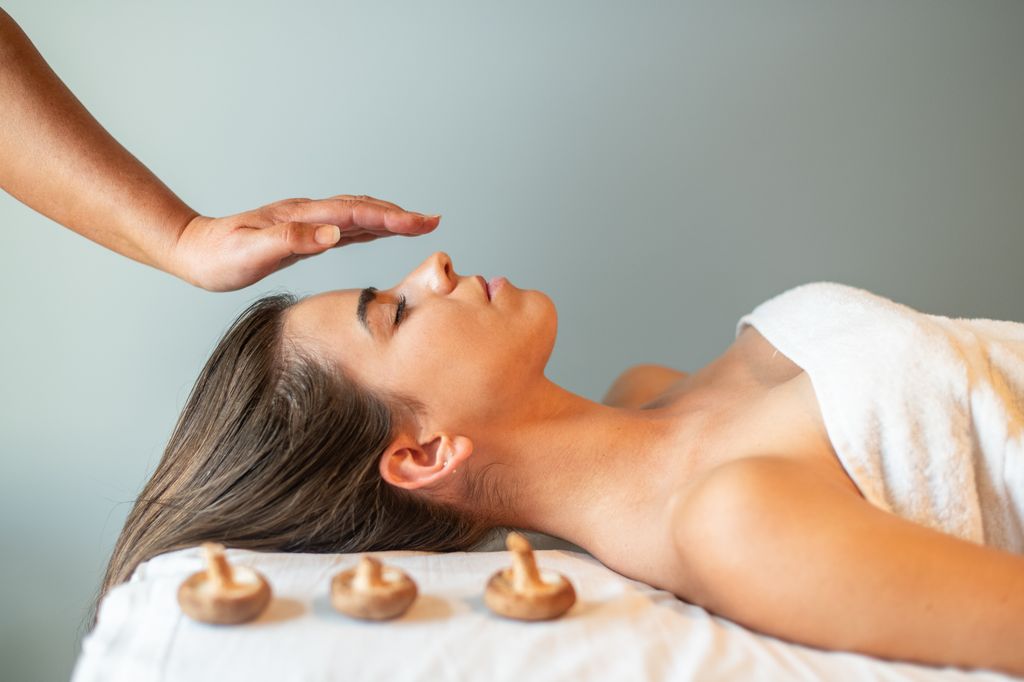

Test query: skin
[285,251,1024,676]
[0,8,439,291]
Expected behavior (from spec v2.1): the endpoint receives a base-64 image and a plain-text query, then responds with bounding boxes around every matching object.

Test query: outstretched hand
[170,195,441,291]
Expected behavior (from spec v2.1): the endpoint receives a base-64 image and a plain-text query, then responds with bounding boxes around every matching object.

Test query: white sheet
[73,545,1018,681]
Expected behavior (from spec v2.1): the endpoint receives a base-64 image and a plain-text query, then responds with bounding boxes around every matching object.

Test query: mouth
[475,275,491,302]
[487,276,507,299]
[476,275,507,302]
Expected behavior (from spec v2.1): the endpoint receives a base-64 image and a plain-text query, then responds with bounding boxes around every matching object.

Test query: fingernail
[315,224,341,244]
[428,214,441,220]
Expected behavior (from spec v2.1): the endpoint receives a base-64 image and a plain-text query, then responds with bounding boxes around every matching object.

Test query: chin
[526,291,558,367]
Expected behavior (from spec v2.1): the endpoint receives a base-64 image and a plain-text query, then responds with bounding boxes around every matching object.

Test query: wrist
[162,210,205,287]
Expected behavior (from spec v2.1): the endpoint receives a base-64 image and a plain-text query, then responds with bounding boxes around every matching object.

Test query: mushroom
[330,555,418,620]
[484,531,576,621]
[177,542,272,625]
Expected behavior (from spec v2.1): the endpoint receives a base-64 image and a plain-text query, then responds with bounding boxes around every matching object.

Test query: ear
[379,432,474,491]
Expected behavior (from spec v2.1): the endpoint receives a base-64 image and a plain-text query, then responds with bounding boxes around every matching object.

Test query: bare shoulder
[667,457,835,575]
[601,364,688,408]
[730,325,805,386]
[601,326,805,410]
[666,456,1024,675]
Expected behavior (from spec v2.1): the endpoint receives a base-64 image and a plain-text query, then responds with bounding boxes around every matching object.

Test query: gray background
[1,1,1022,679]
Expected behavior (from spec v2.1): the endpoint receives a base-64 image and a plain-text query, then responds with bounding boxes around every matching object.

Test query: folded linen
[737,282,1024,553]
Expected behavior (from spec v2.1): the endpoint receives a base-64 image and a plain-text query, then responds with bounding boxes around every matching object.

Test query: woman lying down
[97,252,1024,675]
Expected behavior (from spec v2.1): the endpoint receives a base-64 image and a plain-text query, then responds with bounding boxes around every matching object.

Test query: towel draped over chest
[736,282,1024,553]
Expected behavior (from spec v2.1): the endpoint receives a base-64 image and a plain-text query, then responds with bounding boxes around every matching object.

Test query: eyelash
[393,294,407,327]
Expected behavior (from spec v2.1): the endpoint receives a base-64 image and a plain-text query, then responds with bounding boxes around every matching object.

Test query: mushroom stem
[352,555,386,591]
[506,532,544,592]
[203,542,234,589]
[484,531,576,621]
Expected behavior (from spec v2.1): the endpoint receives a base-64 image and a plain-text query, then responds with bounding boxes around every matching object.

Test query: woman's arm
[670,456,1024,676]
[0,9,439,290]
[602,364,687,408]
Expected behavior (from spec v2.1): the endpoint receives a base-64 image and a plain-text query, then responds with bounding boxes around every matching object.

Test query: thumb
[266,221,342,258]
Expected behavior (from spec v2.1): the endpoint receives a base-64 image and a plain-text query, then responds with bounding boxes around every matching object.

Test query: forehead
[282,289,366,363]
[286,289,356,331]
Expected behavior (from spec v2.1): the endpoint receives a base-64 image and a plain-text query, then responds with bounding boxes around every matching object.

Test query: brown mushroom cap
[484,532,576,621]
[331,555,418,621]
[177,542,272,625]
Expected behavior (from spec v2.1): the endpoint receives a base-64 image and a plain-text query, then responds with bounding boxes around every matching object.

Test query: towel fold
[736,282,1024,553]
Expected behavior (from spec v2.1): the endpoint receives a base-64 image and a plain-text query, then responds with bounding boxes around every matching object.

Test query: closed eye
[394,294,407,327]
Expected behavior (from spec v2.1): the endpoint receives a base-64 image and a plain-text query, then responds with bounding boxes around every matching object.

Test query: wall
[1,1,1022,679]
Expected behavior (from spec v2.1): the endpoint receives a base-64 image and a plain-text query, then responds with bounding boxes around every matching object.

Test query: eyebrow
[356,286,377,334]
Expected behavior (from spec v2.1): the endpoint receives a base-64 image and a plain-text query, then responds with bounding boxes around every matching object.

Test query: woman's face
[283,252,557,428]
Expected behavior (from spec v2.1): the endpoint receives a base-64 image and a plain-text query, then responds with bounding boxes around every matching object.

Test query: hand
[169,195,441,291]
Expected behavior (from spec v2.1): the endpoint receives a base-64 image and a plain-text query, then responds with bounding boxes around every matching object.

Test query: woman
[97,251,1024,675]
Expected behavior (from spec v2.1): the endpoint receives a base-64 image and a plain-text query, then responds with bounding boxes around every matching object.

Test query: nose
[404,251,456,295]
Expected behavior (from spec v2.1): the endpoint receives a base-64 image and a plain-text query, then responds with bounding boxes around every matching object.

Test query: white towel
[736,282,1024,553]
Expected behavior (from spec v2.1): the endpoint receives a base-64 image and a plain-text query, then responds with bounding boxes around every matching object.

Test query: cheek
[392,322,501,401]
[374,296,557,411]
[481,293,558,385]
[380,319,479,395]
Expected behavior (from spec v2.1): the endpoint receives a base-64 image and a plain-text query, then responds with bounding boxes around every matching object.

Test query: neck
[468,378,709,558]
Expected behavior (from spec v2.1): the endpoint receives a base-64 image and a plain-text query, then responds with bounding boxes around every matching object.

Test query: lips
[488,276,507,298]
[475,275,491,301]
[472,275,509,301]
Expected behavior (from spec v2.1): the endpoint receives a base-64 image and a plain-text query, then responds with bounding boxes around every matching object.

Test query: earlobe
[378,432,474,490]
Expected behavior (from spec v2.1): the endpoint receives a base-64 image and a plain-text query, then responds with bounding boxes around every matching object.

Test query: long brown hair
[92,293,508,628]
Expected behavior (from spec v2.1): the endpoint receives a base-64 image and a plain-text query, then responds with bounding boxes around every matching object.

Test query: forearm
[0,9,197,275]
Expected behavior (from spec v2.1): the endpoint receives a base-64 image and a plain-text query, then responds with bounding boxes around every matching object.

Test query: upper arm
[671,457,1024,675]
[602,364,686,408]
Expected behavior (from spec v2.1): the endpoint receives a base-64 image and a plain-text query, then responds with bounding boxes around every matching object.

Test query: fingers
[278,196,441,236]
[242,215,413,279]
[254,221,342,260]
[217,194,440,286]
[275,232,381,270]
[336,232,381,247]
[325,194,402,210]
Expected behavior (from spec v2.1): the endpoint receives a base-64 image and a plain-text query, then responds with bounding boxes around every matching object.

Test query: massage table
[73,534,1018,681]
